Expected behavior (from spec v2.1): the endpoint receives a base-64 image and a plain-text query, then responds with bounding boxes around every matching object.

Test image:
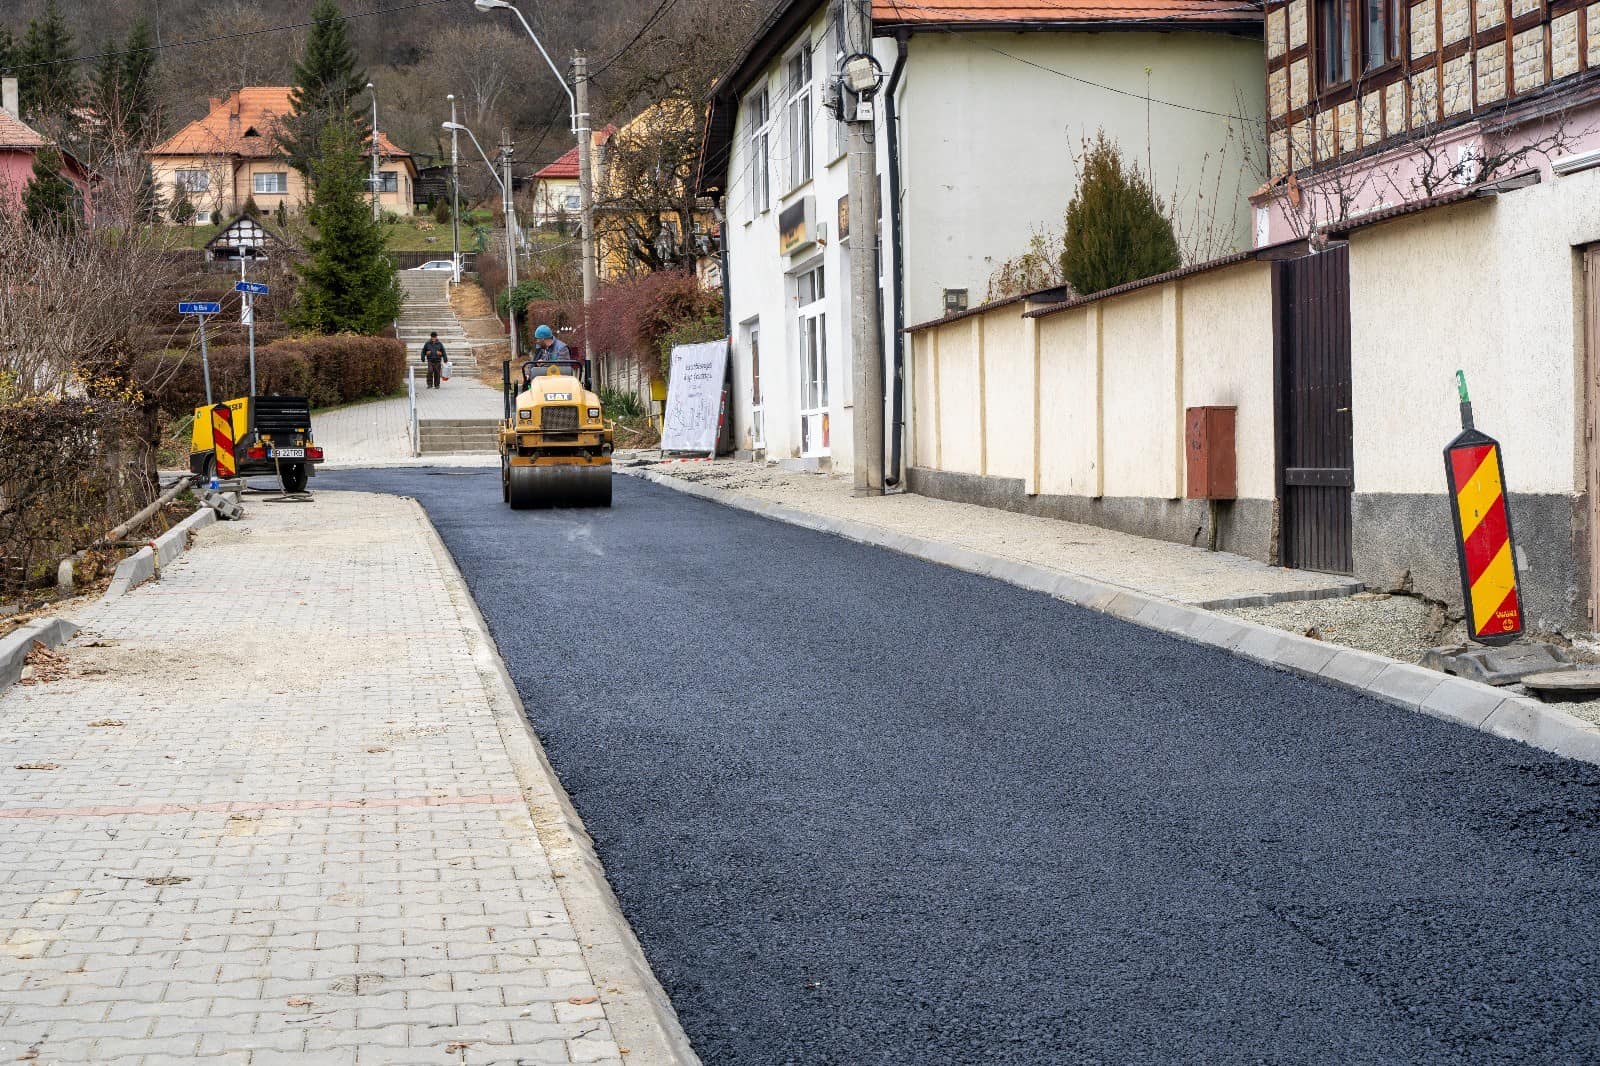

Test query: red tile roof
[151,87,411,159]
[874,0,1260,24]
[536,145,580,180]
[0,108,47,150]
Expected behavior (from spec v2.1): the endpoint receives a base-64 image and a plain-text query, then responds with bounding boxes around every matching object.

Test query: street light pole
[472,0,594,346]
[443,119,517,357]
[367,81,381,222]
[500,126,520,363]
[448,94,462,285]
[574,53,596,310]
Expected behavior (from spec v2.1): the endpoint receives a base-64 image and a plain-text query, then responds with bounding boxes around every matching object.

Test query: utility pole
[843,0,884,495]
[367,83,381,222]
[448,94,462,285]
[500,126,520,362]
[574,53,597,316]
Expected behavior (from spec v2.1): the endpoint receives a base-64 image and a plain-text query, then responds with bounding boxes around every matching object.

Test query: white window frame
[252,171,288,195]
[746,319,765,449]
[795,263,828,457]
[377,171,399,195]
[825,12,847,164]
[744,86,771,220]
[785,44,814,192]
[175,169,210,193]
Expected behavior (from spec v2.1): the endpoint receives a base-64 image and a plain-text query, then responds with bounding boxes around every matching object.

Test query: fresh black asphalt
[321,468,1600,1065]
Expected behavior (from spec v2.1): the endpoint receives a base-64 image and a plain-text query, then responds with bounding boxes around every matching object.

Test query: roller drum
[507,463,612,509]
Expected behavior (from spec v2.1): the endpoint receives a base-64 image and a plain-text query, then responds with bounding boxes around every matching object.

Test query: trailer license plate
[273,447,305,459]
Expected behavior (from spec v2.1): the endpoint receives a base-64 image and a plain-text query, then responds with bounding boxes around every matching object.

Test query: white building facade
[699,0,1266,474]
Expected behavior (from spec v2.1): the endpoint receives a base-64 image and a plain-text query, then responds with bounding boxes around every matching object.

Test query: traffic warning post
[211,403,237,481]
[1444,372,1523,645]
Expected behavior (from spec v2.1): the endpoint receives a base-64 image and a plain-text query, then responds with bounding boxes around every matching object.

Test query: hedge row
[149,335,406,414]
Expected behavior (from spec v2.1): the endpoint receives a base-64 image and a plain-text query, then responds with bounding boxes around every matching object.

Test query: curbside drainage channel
[622,467,1600,768]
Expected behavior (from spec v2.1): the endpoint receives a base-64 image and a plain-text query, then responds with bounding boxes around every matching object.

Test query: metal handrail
[408,365,420,457]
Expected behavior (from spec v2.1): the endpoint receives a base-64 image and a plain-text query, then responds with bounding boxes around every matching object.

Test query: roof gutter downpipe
[883,31,910,489]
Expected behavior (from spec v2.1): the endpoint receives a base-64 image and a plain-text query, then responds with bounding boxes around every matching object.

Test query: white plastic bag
[441,361,452,381]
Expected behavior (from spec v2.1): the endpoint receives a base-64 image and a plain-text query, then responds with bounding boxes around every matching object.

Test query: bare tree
[592,91,709,277]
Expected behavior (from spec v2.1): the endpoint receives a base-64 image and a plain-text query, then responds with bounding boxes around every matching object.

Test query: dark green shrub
[1060,132,1180,296]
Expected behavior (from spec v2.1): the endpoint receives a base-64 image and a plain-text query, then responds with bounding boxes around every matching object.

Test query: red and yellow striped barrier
[1445,374,1522,645]
[211,403,236,480]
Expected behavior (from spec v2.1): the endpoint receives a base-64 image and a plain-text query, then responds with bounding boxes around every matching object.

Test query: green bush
[598,386,644,420]
[497,279,554,319]
[145,334,406,414]
[1060,131,1180,296]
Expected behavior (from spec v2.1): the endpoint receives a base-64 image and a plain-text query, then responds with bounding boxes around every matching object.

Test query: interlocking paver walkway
[0,492,675,1064]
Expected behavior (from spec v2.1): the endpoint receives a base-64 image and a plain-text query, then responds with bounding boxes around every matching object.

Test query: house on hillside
[0,76,92,212]
[530,125,616,227]
[594,99,717,280]
[147,88,418,224]
[698,0,1265,472]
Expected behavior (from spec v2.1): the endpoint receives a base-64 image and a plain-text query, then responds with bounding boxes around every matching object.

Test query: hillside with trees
[0,0,766,172]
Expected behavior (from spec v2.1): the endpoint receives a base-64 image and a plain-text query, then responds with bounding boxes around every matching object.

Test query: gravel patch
[1221,592,1462,665]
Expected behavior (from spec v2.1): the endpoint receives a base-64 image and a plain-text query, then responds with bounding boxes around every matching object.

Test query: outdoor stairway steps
[418,417,499,455]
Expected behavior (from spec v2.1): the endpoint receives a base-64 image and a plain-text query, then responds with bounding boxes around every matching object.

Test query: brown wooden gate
[1274,245,1354,574]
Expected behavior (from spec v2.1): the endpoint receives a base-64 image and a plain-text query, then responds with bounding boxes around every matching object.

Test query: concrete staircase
[397,272,477,373]
[418,417,499,455]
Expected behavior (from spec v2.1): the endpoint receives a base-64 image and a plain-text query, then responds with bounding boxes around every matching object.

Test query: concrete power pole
[449,95,462,285]
[844,0,884,495]
[500,127,521,361]
[574,53,598,314]
[368,83,381,222]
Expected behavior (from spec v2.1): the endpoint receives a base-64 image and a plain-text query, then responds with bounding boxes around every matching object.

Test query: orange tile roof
[151,87,411,159]
[536,145,581,180]
[873,0,1259,23]
[0,108,47,150]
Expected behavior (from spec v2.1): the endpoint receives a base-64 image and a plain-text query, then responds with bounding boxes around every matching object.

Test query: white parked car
[411,260,455,272]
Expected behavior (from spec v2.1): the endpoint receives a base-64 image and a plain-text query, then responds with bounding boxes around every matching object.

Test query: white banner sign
[660,339,729,454]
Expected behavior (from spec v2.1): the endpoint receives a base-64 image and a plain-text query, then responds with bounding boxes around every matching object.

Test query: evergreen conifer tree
[120,19,158,141]
[291,120,401,335]
[1060,132,1181,296]
[0,28,18,82]
[19,0,79,121]
[23,148,79,231]
[280,1,368,178]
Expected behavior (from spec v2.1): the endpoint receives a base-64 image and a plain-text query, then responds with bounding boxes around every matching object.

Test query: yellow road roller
[500,358,614,508]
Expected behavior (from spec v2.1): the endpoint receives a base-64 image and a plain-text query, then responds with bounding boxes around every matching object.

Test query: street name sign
[179,301,222,316]
[235,281,270,296]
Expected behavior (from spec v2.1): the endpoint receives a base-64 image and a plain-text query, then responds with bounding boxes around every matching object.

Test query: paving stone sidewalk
[0,492,680,1065]
[629,456,1360,607]
[314,381,504,467]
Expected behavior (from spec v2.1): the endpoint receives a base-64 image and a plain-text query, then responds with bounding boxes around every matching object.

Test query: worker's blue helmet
[534,325,555,340]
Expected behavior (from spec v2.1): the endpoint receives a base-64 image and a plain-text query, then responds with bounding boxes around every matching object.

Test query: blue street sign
[178,301,222,316]
[234,281,271,296]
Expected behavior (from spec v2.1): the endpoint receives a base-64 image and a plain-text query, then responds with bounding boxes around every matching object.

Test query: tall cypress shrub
[280,0,368,179]
[1060,132,1181,296]
[291,121,401,335]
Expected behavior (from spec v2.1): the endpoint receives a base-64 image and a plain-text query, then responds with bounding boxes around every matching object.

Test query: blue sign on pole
[234,281,271,296]
[179,301,222,316]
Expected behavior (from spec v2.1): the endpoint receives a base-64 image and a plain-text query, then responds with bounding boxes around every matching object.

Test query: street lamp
[447,94,462,285]
[474,0,597,342]
[443,119,520,360]
[366,82,381,222]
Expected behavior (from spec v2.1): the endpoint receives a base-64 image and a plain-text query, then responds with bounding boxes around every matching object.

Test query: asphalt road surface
[320,468,1600,1065]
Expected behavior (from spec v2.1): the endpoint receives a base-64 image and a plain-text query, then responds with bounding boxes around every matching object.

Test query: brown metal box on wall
[1185,406,1237,500]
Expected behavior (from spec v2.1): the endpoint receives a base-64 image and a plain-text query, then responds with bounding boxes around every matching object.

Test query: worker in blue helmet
[522,323,573,386]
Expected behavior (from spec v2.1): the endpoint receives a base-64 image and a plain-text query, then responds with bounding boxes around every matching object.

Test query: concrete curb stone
[408,497,701,1066]
[0,617,79,694]
[625,466,1600,768]
[104,505,221,602]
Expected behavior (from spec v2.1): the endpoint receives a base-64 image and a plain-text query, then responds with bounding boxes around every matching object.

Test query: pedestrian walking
[421,332,448,389]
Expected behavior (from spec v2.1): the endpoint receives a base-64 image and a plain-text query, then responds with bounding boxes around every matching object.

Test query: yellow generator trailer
[189,394,324,492]
[500,359,613,508]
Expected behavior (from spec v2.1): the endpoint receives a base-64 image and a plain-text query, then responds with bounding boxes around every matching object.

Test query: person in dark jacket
[421,332,448,389]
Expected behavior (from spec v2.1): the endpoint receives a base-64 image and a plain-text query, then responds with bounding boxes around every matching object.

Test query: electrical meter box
[1185,406,1237,500]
